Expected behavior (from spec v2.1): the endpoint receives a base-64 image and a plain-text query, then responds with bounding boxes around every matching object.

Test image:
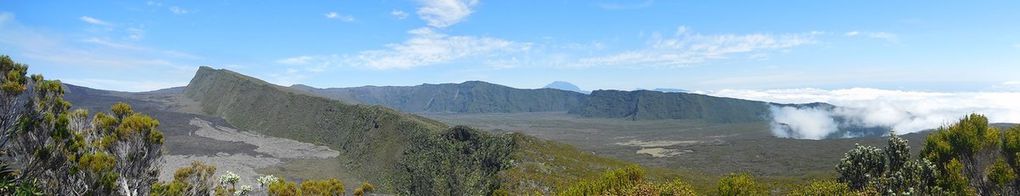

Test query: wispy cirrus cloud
[1,12,198,91]
[278,27,531,70]
[416,0,478,28]
[572,26,819,68]
[391,10,409,20]
[845,31,898,43]
[324,12,355,22]
[277,0,532,71]
[168,6,190,14]
[80,16,111,26]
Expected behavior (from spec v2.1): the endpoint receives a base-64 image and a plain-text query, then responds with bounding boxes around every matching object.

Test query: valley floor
[424,112,929,186]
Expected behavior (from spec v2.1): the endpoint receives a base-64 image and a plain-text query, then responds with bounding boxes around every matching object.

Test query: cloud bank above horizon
[703,88,1020,139]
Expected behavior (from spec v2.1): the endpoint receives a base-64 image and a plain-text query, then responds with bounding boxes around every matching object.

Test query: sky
[2,0,1019,93]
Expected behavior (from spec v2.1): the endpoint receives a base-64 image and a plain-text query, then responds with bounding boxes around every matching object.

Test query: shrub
[788,180,851,196]
[836,144,886,190]
[716,173,767,196]
[299,178,344,196]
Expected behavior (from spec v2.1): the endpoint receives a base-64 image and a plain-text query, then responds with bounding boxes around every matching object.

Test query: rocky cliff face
[569,90,772,123]
[295,81,589,113]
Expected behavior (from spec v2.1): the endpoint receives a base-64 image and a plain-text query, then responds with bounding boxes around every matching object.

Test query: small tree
[886,133,910,172]
[836,144,886,189]
[1,55,165,195]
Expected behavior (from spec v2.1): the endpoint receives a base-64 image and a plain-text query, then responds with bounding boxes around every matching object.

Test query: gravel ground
[159,118,340,187]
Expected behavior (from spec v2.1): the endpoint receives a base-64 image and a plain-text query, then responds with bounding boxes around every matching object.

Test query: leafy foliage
[267,179,298,196]
[498,132,631,195]
[716,173,767,196]
[656,178,698,196]
[557,165,646,195]
[392,126,516,195]
[557,165,698,196]
[921,114,1006,195]
[151,161,218,196]
[787,179,851,196]
[836,143,886,189]
[987,158,1016,194]
[299,178,344,196]
[829,114,1020,195]
[0,55,164,195]
[353,182,375,196]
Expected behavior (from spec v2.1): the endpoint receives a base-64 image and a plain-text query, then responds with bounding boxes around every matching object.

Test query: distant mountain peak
[290,84,318,91]
[652,88,688,93]
[544,81,587,93]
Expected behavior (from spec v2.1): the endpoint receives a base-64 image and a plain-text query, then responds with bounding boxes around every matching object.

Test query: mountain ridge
[291,80,590,113]
[178,66,627,194]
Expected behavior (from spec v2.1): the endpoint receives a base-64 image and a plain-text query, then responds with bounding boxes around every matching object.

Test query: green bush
[836,144,885,189]
[716,173,767,196]
[788,180,851,196]
[299,178,344,196]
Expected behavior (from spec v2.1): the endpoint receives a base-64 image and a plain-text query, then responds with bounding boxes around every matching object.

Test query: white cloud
[573,26,817,67]
[355,27,531,69]
[703,88,1020,139]
[416,0,478,28]
[770,106,838,140]
[279,27,531,70]
[845,31,898,43]
[169,6,190,14]
[277,56,315,65]
[82,37,146,50]
[391,10,409,20]
[80,16,111,26]
[1,12,198,91]
[264,68,309,86]
[324,12,355,22]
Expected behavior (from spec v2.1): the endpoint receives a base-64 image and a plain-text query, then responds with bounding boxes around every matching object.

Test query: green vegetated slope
[501,132,715,195]
[182,67,625,194]
[569,90,772,123]
[293,81,588,113]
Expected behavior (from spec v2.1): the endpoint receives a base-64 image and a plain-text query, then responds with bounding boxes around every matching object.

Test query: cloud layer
[705,88,1020,139]
[277,27,531,70]
[573,26,819,67]
[416,0,478,28]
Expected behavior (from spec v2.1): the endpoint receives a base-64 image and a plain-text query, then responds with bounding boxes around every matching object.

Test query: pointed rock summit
[544,81,587,94]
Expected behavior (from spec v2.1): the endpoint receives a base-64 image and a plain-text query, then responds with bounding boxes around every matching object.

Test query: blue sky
[2,0,1019,92]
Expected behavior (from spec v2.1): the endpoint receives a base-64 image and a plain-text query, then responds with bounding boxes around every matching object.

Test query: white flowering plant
[220,171,241,185]
[257,175,280,187]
